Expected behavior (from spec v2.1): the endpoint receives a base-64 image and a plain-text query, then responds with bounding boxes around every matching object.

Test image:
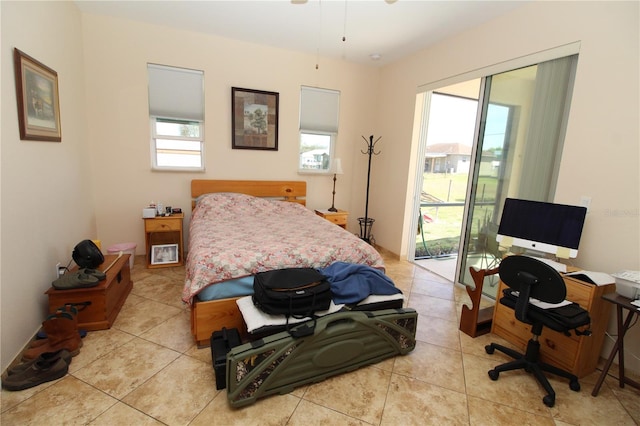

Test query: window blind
[148,64,204,121]
[299,86,340,132]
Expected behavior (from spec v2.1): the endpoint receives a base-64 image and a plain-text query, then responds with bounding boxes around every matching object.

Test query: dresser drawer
[145,218,181,232]
[314,209,348,228]
[325,213,347,226]
[492,303,579,372]
[538,328,580,372]
[563,276,593,309]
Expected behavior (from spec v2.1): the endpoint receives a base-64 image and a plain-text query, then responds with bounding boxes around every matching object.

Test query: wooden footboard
[191,297,248,347]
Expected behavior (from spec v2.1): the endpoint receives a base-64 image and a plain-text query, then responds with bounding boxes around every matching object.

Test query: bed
[186,179,386,346]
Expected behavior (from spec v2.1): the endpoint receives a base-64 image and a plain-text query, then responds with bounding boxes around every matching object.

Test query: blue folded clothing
[320,262,402,304]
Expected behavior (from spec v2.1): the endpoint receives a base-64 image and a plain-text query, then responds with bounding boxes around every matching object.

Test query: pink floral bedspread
[182,193,385,304]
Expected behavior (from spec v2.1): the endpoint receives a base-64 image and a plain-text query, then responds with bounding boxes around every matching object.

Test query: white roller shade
[300,86,339,132]
[148,64,204,120]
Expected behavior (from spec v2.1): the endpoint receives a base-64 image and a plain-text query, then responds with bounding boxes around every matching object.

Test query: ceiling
[74,0,529,67]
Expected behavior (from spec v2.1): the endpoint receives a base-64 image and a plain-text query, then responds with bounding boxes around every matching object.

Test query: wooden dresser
[491,272,615,378]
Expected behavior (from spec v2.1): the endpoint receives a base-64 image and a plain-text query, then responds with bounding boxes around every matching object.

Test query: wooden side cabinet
[46,254,132,331]
[491,273,615,378]
[143,213,184,268]
[315,209,349,229]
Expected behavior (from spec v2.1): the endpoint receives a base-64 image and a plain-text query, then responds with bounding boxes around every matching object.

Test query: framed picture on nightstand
[151,244,179,265]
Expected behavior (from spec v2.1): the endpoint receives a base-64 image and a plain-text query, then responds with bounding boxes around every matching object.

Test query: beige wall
[373,1,639,372]
[1,1,638,375]
[0,1,380,371]
[1,1,96,369]
[80,13,380,255]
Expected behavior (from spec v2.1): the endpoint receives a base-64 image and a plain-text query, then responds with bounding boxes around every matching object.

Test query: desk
[491,272,615,378]
[591,293,640,396]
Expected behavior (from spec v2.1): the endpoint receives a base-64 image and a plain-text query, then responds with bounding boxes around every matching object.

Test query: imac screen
[496,198,587,258]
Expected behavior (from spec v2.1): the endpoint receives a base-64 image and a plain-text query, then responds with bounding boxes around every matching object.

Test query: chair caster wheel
[543,395,555,407]
[485,345,495,354]
[488,369,499,381]
[570,380,580,392]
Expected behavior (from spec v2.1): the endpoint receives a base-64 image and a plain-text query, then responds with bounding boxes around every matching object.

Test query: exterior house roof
[426,143,472,156]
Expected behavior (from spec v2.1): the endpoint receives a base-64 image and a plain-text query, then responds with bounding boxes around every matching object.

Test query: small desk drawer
[145,218,181,232]
[563,276,592,308]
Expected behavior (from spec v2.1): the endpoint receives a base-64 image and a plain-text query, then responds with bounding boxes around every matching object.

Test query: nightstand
[315,209,349,229]
[143,213,184,268]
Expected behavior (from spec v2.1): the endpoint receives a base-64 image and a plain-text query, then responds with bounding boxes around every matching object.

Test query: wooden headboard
[191,180,307,209]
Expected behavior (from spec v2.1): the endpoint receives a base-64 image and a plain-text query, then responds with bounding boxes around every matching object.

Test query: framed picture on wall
[13,48,62,142]
[151,244,179,265]
[231,87,279,150]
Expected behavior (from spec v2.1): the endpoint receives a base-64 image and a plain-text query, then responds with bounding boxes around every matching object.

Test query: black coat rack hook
[358,135,382,244]
[361,135,382,155]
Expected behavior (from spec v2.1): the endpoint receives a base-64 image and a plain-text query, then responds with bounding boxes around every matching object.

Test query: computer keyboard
[524,255,567,273]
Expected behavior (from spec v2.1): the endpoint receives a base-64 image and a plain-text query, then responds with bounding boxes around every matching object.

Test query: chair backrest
[499,255,566,322]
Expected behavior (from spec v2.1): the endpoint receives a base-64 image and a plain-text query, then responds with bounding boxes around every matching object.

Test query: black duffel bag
[253,267,332,337]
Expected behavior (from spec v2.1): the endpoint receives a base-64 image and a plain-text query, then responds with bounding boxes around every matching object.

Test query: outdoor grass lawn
[417,172,498,257]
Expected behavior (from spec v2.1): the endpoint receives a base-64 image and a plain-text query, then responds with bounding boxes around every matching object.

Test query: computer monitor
[496,198,587,259]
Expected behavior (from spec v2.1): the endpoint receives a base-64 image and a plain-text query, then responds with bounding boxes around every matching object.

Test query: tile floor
[2,252,639,425]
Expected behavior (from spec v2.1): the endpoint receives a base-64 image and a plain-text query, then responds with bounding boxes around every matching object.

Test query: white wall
[80,13,381,254]
[373,1,639,372]
[1,1,95,370]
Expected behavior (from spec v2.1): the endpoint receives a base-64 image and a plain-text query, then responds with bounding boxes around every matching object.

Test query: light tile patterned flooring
[2,252,639,425]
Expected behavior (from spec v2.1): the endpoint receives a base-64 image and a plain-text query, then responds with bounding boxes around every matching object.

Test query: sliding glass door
[412,53,578,297]
[459,56,578,298]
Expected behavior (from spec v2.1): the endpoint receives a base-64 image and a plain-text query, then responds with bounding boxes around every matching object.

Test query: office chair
[485,255,590,407]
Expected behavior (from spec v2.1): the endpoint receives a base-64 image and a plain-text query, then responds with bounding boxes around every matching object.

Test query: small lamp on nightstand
[328,158,344,212]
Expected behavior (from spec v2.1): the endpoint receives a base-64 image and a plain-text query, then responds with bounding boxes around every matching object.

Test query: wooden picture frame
[13,48,62,142]
[232,87,278,150]
[151,243,179,265]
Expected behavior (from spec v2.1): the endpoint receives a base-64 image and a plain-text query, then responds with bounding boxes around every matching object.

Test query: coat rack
[358,135,382,243]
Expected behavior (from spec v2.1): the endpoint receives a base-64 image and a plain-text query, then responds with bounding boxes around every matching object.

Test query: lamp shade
[332,158,344,175]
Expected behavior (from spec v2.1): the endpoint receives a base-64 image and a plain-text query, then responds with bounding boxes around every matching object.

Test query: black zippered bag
[210,327,241,390]
[252,268,332,336]
[502,289,591,335]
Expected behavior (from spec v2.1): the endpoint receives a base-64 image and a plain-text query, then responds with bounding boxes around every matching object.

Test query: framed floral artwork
[14,48,62,142]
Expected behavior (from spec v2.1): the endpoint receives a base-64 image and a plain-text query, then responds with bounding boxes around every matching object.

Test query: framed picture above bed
[231,87,279,151]
[151,243,179,265]
[13,48,62,142]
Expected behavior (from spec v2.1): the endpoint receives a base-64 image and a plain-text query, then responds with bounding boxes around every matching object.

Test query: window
[148,64,204,171]
[299,86,339,173]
